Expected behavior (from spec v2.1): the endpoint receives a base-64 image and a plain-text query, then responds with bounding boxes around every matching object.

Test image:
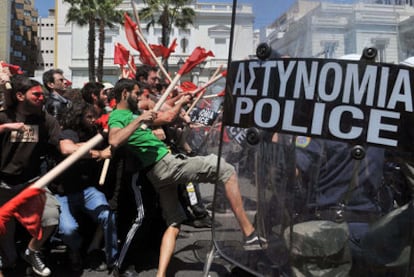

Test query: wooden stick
[130,0,172,83]
[185,66,224,116]
[99,158,111,186]
[202,93,221,99]
[31,134,104,189]
[141,73,182,129]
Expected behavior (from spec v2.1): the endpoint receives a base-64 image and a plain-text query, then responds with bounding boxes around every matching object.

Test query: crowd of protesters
[0,61,265,277]
[1,52,414,277]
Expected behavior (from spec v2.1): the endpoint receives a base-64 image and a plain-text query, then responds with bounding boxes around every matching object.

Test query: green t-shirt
[108,109,169,169]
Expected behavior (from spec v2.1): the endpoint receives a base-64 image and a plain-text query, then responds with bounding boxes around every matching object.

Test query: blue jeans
[56,186,118,265]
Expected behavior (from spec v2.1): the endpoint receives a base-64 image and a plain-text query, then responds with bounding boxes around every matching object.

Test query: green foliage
[139,0,195,47]
[62,0,124,81]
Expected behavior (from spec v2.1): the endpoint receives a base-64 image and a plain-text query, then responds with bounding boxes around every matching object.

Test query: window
[371,38,389,62]
[180,38,188,53]
[320,41,338,59]
[215,38,226,44]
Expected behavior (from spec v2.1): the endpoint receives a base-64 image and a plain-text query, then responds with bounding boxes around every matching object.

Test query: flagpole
[32,134,104,189]
[0,133,104,232]
[202,93,222,99]
[140,73,182,130]
[185,65,223,116]
[130,0,172,83]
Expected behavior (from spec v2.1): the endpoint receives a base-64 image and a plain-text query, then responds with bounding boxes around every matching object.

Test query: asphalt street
[3,182,256,277]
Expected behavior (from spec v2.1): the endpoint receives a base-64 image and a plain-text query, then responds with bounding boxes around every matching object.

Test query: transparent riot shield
[202,0,414,276]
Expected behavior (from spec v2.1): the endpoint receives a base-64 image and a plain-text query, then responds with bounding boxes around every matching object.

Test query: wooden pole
[30,134,104,189]
[185,66,224,116]
[130,0,172,83]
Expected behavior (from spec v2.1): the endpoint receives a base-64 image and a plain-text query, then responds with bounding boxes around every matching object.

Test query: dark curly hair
[60,98,98,139]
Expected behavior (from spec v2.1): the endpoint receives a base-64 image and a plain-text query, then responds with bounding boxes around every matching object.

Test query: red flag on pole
[178,47,214,75]
[179,81,198,92]
[114,43,130,66]
[124,13,140,52]
[124,13,156,66]
[150,44,169,59]
[149,38,177,59]
[168,38,178,57]
[0,187,46,240]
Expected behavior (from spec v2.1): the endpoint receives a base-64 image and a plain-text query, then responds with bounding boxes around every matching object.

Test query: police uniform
[294,137,391,276]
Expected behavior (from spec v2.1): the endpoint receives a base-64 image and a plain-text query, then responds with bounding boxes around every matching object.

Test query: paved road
[3,182,255,277]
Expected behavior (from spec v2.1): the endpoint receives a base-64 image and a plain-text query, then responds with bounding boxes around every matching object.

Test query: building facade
[35,8,56,74]
[266,0,414,63]
[0,0,39,76]
[37,0,255,88]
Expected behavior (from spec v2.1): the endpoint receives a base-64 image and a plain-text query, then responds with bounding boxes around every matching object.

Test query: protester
[52,98,117,272]
[0,75,61,277]
[81,82,110,117]
[108,78,265,277]
[135,65,160,96]
[42,69,71,123]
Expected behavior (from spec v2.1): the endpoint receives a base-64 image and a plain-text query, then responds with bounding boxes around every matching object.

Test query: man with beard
[42,69,71,124]
[0,75,61,277]
[108,78,266,277]
[81,82,112,134]
[54,98,116,272]
[81,82,110,118]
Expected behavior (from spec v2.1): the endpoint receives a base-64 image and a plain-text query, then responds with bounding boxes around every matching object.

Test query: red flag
[114,43,130,66]
[124,13,140,52]
[138,46,156,66]
[149,38,177,59]
[180,81,197,92]
[178,47,214,75]
[0,61,24,75]
[0,187,46,240]
[124,13,156,66]
[150,44,169,58]
[168,38,178,57]
[128,55,137,79]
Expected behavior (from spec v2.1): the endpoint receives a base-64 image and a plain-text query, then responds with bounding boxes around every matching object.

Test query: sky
[35,0,297,29]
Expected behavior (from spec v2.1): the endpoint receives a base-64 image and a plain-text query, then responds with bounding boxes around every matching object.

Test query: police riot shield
[201,0,414,276]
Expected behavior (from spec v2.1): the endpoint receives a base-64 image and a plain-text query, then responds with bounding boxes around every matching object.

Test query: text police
[223,58,414,149]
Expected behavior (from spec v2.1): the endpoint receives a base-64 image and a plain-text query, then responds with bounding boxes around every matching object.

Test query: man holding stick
[108,78,266,277]
[0,75,61,276]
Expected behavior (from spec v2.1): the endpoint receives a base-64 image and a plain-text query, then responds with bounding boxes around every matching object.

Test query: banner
[189,107,219,126]
[223,58,414,150]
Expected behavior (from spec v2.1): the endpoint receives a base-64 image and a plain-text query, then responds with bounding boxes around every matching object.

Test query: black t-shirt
[0,109,61,186]
[55,129,103,194]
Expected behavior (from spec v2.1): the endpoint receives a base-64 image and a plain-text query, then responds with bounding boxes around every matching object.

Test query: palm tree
[96,0,123,82]
[64,0,97,82]
[64,0,123,82]
[139,0,195,65]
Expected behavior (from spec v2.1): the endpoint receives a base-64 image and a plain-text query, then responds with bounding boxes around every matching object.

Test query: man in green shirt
[108,78,265,277]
